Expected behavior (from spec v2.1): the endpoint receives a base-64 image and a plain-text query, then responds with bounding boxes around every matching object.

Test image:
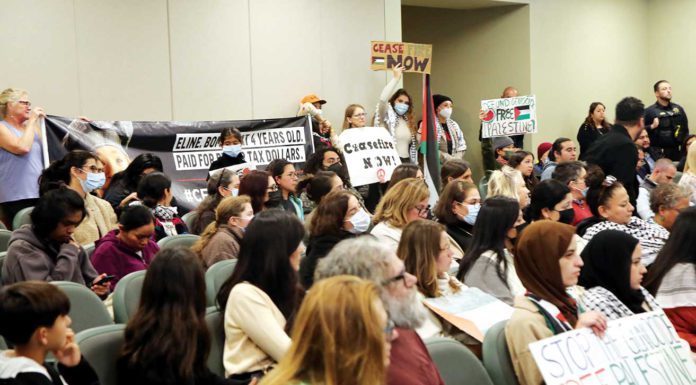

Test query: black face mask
[558,208,575,225]
[326,162,343,173]
[266,190,283,208]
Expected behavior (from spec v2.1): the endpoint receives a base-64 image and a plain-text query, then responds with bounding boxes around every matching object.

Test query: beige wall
[0,0,397,127]
[402,5,531,180]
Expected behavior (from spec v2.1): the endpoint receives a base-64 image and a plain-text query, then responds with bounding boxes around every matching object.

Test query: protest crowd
[1,41,696,385]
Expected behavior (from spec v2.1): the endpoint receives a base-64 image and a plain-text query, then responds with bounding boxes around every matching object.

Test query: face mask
[463,203,480,225]
[573,186,588,198]
[80,171,106,193]
[558,208,575,225]
[326,162,343,173]
[222,144,242,158]
[439,107,452,119]
[347,208,371,234]
[266,190,283,208]
[394,103,409,116]
[231,188,239,197]
[503,150,515,159]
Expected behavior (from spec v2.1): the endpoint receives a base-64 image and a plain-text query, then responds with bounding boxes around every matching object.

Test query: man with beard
[314,237,445,385]
[644,80,689,161]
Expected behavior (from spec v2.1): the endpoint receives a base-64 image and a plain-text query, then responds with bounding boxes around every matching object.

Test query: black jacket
[208,153,245,173]
[583,124,639,206]
[443,221,474,253]
[644,101,689,152]
[577,121,609,159]
[300,231,355,289]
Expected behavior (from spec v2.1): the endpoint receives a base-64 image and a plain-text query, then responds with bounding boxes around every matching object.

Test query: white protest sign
[208,162,257,179]
[338,127,401,187]
[423,287,514,342]
[480,95,537,138]
[529,311,696,385]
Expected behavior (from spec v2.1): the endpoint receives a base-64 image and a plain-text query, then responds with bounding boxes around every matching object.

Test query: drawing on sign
[480,95,538,138]
[370,41,433,74]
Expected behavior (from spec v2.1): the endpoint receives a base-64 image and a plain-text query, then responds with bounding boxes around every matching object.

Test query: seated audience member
[397,220,480,354]
[577,101,611,156]
[259,275,393,385]
[191,169,239,235]
[137,172,188,241]
[314,237,445,385]
[300,190,366,289]
[386,163,423,191]
[677,134,696,172]
[527,179,573,224]
[581,175,669,266]
[648,183,690,232]
[534,142,552,178]
[645,207,696,351]
[91,205,159,290]
[0,282,99,385]
[268,159,303,220]
[209,127,246,172]
[488,165,530,209]
[239,170,276,213]
[104,153,163,211]
[636,158,677,220]
[433,181,480,258]
[508,150,538,192]
[371,178,430,252]
[679,141,696,205]
[190,196,253,269]
[302,147,367,212]
[635,145,646,185]
[552,161,592,225]
[579,230,659,319]
[541,137,577,181]
[457,196,523,306]
[39,150,117,245]
[439,159,473,189]
[117,247,229,385]
[491,136,515,168]
[635,128,663,178]
[2,187,109,297]
[297,170,343,227]
[216,210,305,382]
[507,221,607,385]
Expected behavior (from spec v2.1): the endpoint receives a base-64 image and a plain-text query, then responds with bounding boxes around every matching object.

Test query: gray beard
[383,289,428,329]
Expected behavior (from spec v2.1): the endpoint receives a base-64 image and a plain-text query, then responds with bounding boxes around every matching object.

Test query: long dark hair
[239,170,270,213]
[298,171,338,205]
[388,89,416,135]
[528,179,570,221]
[457,196,519,285]
[192,170,235,230]
[137,172,171,208]
[645,207,696,295]
[120,247,210,382]
[110,153,163,191]
[31,187,86,238]
[216,210,305,324]
[584,102,611,130]
[39,150,98,194]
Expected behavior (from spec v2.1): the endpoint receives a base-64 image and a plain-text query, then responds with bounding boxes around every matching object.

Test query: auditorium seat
[83,242,96,260]
[181,211,199,233]
[0,229,11,253]
[482,321,520,385]
[112,270,146,323]
[157,233,200,250]
[425,336,494,385]
[0,251,6,285]
[12,207,32,230]
[75,324,126,385]
[205,307,225,377]
[205,259,237,306]
[51,281,114,333]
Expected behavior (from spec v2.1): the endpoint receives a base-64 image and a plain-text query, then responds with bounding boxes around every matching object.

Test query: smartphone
[95,275,115,286]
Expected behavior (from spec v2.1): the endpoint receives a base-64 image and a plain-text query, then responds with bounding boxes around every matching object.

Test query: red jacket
[663,307,696,351]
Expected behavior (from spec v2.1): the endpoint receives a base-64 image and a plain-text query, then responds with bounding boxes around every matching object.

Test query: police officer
[644,80,689,161]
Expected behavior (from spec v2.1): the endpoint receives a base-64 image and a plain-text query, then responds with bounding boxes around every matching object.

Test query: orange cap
[301,94,326,105]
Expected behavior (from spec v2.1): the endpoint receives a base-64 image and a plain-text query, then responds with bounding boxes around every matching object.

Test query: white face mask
[346,208,371,234]
[439,107,453,119]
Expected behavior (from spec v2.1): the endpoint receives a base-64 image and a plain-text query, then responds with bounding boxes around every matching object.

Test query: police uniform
[644,101,689,160]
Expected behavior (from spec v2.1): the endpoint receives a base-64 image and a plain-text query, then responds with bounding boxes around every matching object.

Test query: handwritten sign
[371,41,432,74]
[529,311,696,385]
[480,95,537,138]
[338,127,401,187]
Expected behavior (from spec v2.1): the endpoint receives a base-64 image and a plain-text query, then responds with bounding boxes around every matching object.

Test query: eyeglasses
[284,172,298,179]
[382,268,407,286]
[352,113,367,118]
[414,204,431,216]
[16,100,31,107]
[384,319,396,341]
[267,184,279,192]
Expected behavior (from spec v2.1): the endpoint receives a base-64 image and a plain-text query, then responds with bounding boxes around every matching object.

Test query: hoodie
[2,225,98,286]
[90,229,159,290]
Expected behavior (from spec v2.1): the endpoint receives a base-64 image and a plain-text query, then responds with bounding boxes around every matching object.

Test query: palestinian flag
[420,74,442,206]
[371,56,385,65]
[514,105,530,120]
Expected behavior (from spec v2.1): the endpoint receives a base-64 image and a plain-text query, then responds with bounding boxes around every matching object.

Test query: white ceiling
[402,0,529,10]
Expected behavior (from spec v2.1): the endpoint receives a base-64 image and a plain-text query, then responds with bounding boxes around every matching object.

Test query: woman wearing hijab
[578,230,659,320]
[506,221,607,385]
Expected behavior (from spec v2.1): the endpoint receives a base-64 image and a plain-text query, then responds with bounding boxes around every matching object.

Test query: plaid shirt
[580,286,661,320]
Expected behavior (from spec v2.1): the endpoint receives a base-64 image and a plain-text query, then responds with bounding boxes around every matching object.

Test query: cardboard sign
[423,287,514,342]
[529,311,696,385]
[338,127,401,187]
[480,95,537,138]
[371,41,432,74]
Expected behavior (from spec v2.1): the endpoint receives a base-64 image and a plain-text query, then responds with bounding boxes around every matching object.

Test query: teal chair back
[483,321,520,385]
[112,270,146,324]
[205,259,238,306]
[181,211,200,233]
[205,307,225,377]
[75,324,126,385]
[51,281,114,333]
[83,242,96,260]
[157,234,200,250]
[0,220,5,230]
[0,229,11,252]
[12,207,33,230]
[425,336,494,385]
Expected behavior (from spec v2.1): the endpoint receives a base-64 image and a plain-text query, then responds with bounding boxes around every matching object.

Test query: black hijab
[579,230,645,314]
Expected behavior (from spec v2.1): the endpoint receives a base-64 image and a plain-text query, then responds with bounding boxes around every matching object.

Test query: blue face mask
[222,144,242,158]
[573,186,588,198]
[463,203,481,225]
[79,171,106,193]
[393,103,409,116]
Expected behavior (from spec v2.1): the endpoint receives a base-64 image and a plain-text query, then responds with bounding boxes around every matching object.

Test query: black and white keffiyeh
[582,216,669,266]
[580,286,661,320]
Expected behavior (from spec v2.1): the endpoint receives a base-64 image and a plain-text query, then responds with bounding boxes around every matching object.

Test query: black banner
[44,115,313,210]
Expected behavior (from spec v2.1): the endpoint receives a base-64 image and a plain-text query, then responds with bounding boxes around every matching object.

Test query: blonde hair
[373,178,429,229]
[343,104,365,129]
[685,140,696,174]
[0,88,28,117]
[190,195,251,257]
[487,165,523,201]
[260,275,386,385]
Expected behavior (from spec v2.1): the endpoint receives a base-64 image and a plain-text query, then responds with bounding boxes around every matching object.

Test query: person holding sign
[375,64,418,164]
[209,127,246,173]
[506,221,607,385]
